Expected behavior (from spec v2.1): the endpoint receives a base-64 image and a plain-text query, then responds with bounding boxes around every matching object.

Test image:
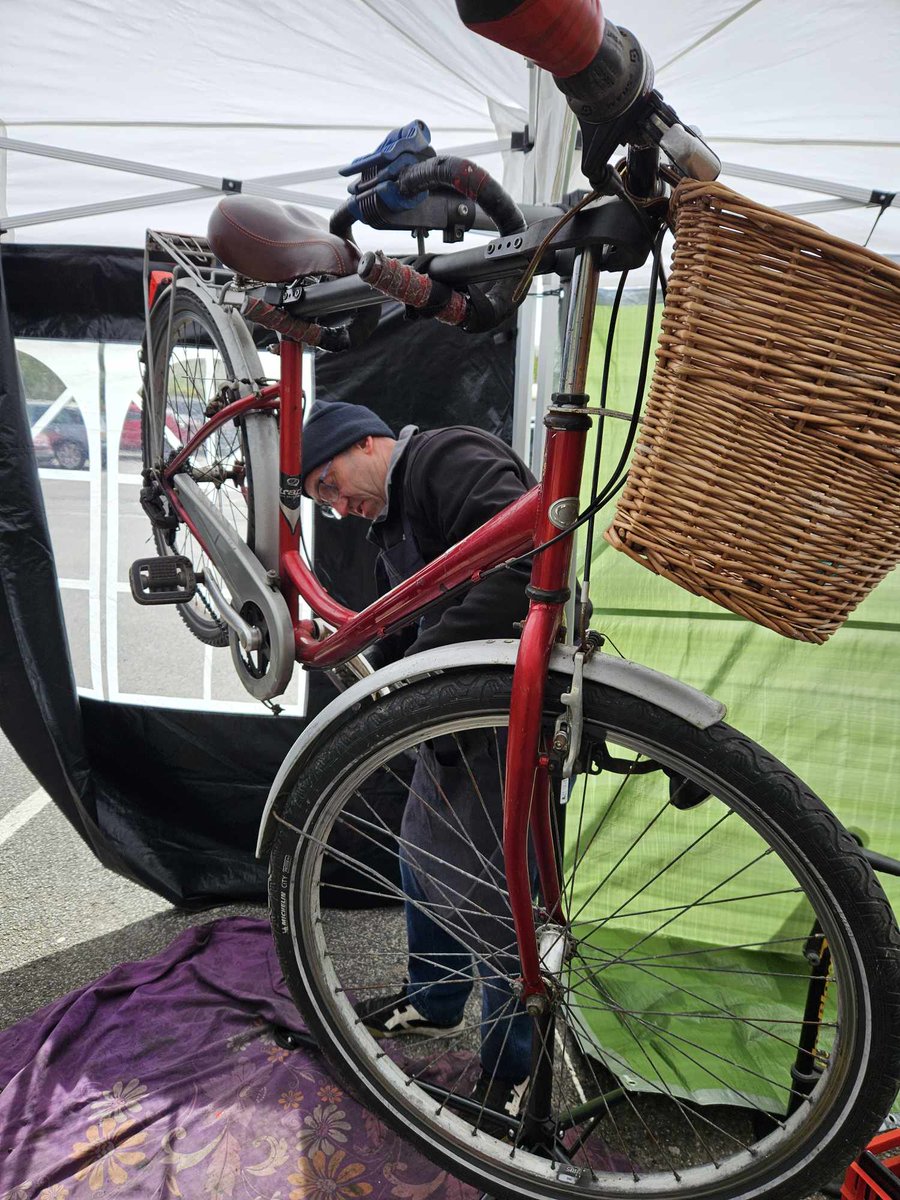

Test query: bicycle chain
[194,582,224,627]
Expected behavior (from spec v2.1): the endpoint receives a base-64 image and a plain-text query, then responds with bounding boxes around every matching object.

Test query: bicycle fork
[504,249,599,1117]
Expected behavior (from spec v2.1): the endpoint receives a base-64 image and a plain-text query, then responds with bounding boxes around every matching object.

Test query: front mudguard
[256,639,725,858]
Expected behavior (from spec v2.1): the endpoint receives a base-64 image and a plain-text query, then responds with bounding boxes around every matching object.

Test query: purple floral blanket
[0,917,478,1200]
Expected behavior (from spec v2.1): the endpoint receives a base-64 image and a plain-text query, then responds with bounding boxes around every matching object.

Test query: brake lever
[336,119,438,229]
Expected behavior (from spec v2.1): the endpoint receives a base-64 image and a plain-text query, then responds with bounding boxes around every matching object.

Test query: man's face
[305,437,389,521]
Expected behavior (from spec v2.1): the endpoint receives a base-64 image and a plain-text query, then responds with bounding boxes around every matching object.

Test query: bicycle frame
[157,246,602,1004]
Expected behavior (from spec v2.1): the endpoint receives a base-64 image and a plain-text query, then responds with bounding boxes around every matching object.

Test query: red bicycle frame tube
[164,391,279,478]
[284,488,540,667]
[505,420,589,997]
[278,340,304,625]
[160,278,597,1005]
[158,350,541,668]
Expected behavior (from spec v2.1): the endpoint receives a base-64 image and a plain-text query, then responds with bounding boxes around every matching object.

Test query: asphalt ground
[0,723,266,1032]
[0,454,271,1031]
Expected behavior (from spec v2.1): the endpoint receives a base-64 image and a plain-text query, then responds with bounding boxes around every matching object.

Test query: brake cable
[479,222,667,582]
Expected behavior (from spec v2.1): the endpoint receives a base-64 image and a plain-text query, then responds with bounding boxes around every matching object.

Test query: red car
[119,402,144,454]
[119,402,185,457]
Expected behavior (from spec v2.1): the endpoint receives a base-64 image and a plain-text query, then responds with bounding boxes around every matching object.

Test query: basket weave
[604,180,900,642]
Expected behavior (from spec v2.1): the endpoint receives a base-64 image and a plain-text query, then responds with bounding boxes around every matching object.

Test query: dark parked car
[28,400,90,470]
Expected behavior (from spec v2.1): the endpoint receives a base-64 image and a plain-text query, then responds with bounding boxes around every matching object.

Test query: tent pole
[0,121,10,242]
[0,134,515,233]
[511,294,536,463]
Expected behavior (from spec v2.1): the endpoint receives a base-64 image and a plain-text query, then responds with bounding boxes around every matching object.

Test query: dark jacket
[368,425,536,658]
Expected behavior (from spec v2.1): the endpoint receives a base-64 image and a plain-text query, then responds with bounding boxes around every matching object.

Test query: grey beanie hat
[300,400,394,489]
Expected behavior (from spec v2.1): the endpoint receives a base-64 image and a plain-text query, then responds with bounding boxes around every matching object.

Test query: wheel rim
[278,697,871,1199]
[56,440,85,469]
[152,304,251,635]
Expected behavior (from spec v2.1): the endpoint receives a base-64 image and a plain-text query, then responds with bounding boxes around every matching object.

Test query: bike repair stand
[821,845,900,1198]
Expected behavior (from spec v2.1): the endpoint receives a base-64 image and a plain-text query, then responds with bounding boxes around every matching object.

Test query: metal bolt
[525,993,547,1017]
[552,732,569,753]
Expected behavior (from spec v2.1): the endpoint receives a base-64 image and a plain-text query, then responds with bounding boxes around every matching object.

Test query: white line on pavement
[0,788,52,847]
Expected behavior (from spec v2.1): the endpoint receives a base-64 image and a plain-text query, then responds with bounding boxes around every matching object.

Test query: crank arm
[202,572,262,651]
[172,471,295,700]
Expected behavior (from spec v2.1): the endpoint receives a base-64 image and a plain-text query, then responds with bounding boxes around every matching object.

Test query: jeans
[400,855,532,1083]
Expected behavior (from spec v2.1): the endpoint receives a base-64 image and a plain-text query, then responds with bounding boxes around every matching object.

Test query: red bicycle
[132,5,900,1197]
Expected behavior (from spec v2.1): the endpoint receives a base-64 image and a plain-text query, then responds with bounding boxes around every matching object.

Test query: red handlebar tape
[242,296,327,347]
[361,251,468,327]
[456,0,604,78]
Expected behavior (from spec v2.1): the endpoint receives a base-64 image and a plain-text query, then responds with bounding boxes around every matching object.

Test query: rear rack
[143,228,248,321]
[145,229,226,286]
[141,229,241,432]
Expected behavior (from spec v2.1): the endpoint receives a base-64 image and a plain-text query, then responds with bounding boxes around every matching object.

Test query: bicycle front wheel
[269,668,900,1200]
[142,286,262,646]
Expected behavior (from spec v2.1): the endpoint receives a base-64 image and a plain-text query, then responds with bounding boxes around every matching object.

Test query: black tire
[142,287,257,647]
[54,438,87,470]
[269,668,900,1200]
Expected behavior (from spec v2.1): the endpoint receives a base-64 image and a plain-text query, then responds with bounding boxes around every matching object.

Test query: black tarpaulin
[312,301,516,614]
[0,244,516,905]
[0,250,129,879]
[3,244,158,343]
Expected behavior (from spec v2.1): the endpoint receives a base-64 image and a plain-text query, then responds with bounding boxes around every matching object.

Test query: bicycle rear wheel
[142,285,262,646]
[269,668,900,1200]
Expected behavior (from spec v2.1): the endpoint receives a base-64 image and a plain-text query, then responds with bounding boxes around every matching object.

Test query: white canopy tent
[1,0,899,985]
[1,0,899,728]
[2,0,899,253]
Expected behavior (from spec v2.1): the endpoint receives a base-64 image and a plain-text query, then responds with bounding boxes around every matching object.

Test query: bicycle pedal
[129,555,197,605]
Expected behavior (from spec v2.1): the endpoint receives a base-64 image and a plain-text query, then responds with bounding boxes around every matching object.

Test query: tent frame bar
[720,159,891,205]
[2,135,897,235]
[0,134,515,232]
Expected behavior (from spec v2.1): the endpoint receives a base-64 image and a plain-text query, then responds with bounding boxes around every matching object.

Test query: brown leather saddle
[207,195,358,284]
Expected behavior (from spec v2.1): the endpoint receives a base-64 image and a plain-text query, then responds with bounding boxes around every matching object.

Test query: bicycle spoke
[452,729,507,866]
[331,806,517,941]
[564,793,676,929]
[380,758,509,896]
[565,953,826,1061]
[565,805,735,932]
[558,988,764,1162]
[269,682,896,1200]
[307,826,518,971]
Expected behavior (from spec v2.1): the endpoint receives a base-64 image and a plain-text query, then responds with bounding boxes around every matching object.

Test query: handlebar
[240,5,720,349]
[357,251,468,328]
[351,155,527,332]
[269,192,654,329]
[458,2,719,188]
[397,157,526,238]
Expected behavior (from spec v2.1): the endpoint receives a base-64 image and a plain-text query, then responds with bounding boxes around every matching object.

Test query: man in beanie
[300,399,533,651]
[302,399,536,1123]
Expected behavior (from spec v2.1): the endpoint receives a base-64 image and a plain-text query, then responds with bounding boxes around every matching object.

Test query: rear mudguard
[256,638,725,858]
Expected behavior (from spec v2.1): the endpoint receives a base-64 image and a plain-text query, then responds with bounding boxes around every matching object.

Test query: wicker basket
[604,180,900,642]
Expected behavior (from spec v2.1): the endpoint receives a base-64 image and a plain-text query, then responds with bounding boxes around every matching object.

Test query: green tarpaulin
[564,302,896,1109]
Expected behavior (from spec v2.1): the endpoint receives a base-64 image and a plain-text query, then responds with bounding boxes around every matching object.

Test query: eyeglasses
[312,458,341,508]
